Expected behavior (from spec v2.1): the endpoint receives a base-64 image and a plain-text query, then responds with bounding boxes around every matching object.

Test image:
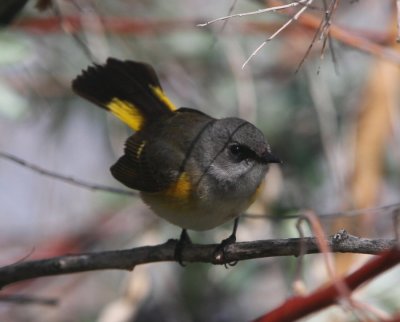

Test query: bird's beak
[261,151,282,164]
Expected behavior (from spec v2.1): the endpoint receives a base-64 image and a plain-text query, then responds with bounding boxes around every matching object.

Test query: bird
[72,58,280,264]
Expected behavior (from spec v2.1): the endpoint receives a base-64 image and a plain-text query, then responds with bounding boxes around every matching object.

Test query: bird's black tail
[72,58,176,131]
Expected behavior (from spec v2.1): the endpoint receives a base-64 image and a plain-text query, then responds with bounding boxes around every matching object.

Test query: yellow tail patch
[150,85,177,112]
[107,98,145,131]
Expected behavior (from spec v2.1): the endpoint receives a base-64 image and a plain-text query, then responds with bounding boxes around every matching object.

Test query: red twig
[14,16,194,34]
[294,211,351,301]
[253,247,400,322]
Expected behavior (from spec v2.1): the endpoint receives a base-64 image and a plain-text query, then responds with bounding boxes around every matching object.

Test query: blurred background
[0,0,400,321]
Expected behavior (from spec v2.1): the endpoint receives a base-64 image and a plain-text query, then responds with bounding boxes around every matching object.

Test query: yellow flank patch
[136,140,146,159]
[150,85,177,112]
[164,172,191,200]
[107,98,145,131]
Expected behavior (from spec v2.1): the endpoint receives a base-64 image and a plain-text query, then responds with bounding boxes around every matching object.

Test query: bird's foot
[213,234,238,268]
[174,229,192,267]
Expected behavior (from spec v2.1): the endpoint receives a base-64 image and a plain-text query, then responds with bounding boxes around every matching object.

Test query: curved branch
[254,247,400,322]
[0,234,396,289]
[0,151,134,196]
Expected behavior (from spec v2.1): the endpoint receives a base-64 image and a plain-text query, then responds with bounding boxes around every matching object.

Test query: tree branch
[0,233,396,289]
[254,247,400,322]
[0,151,134,196]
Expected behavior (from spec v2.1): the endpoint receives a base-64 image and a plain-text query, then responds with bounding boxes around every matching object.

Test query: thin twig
[209,0,238,49]
[5,149,398,218]
[197,1,308,27]
[296,214,391,321]
[397,0,400,42]
[224,37,257,122]
[293,215,307,294]
[0,235,396,289]
[295,4,325,72]
[320,0,339,41]
[0,151,135,196]
[219,0,238,35]
[349,299,391,321]
[393,208,400,241]
[0,294,58,306]
[253,247,400,322]
[245,202,400,220]
[301,211,352,303]
[317,0,340,74]
[12,16,400,65]
[327,31,339,74]
[52,1,94,62]
[306,62,343,194]
[242,0,314,69]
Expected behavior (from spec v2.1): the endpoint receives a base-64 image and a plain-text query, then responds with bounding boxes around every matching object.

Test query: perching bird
[72,58,280,263]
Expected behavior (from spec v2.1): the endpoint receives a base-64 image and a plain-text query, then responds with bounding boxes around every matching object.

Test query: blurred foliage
[0,0,400,321]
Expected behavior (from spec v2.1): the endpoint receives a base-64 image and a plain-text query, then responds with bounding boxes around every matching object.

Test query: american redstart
[72,58,280,263]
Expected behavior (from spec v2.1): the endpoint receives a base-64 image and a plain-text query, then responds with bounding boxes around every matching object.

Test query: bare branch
[397,0,400,42]
[217,0,238,35]
[0,234,396,289]
[52,1,95,62]
[0,151,135,196]
[253,247,400,322]
[298,212,353,309]
[197,1,308,27]
[245,201,400,220]
[242,0,314,69]
[0,294,58,306]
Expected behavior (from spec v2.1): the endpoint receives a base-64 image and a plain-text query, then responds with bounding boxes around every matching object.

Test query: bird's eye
[230,144,242,155]
[229,143,251,162]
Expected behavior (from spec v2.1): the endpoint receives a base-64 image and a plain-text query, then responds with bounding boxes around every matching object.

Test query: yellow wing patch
[150,85,177,112]
[136,140,146,159]
[107,98,145,131]
[164,172,191,200]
